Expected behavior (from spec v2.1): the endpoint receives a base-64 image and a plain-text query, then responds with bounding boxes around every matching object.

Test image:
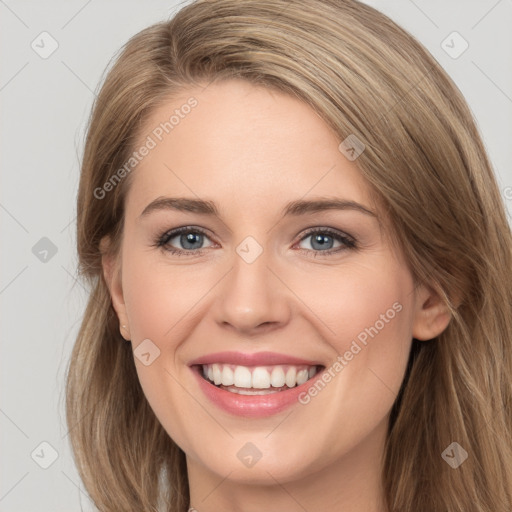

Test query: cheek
[122,252,210,342]
[288,259,413,342]
[292,260,415,391]
[120,251,217,414]
[120,252,202,446]
[286,265,415,459]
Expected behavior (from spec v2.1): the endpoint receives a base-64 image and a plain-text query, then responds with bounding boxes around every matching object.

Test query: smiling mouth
[195,363,325,395]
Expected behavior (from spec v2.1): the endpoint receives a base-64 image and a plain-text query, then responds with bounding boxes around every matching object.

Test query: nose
[213,247,292,336]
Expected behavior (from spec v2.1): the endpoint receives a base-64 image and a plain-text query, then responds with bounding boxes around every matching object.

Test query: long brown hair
[65,1,512,510]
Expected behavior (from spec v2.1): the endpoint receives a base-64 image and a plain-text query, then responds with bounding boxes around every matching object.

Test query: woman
[65,0,512,510]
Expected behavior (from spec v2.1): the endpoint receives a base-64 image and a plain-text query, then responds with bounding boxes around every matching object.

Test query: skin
[101,78,451,511]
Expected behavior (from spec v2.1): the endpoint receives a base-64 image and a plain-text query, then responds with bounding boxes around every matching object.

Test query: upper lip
[188,351,323,367]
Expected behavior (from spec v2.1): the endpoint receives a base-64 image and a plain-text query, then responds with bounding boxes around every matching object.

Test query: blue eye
[155,226,213,255]
[154,226,356,257]
[296,228,356,256]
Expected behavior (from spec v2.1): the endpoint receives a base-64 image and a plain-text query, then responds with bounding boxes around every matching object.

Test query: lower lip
[191,366,324,418]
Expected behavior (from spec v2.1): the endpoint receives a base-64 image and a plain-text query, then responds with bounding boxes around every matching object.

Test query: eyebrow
[138,196,377,220]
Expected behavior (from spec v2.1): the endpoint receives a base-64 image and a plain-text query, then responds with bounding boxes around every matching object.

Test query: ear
[412,282,452,341]
[100,235,130,340]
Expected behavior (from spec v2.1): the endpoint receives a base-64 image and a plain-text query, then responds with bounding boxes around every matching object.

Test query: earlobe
[100,235,131,340]
[412,284,452,341]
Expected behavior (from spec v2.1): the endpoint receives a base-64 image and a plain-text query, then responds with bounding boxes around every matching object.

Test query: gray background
[1,0,511,510]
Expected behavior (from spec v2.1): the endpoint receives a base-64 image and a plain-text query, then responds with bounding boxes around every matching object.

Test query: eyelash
[152,225,357,258]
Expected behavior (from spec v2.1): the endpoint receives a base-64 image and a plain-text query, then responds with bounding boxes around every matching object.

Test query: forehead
[126,79,374,218]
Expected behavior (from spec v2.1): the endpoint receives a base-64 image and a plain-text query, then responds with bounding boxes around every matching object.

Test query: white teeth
[270,367,286,387]
[212,363,222,385]
[285,367,297,388]
[221,366,234,386]
[201,363,321,389]
[233,366,252,388]
[252,367,270,388]
[296,369,309,385]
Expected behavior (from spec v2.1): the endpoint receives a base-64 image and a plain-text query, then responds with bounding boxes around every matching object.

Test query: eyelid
[156,225,216,248]
[295,226,355,244]
[155,225,356,256]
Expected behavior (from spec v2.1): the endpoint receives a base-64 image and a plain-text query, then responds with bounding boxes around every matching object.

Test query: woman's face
[103,79,447,498]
